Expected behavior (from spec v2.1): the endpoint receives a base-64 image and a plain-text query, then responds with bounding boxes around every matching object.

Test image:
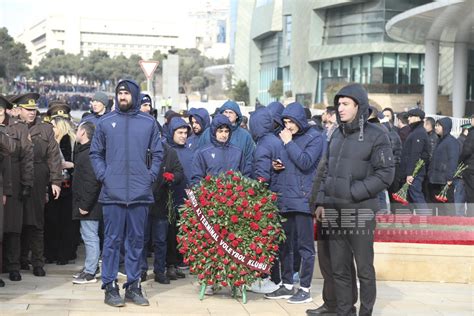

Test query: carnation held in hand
[177,171,286,303]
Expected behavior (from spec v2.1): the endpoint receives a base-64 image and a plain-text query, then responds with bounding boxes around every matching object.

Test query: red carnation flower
[236,185,243,191]
[267,213,275,219]
[261,197,268,204]
[232,176,241,181]
[239,191,246,197]
[226,200,235,207]
[205,175,212,182]
[242,200,249,207]
[250,222,259,231]
[257,177,266,183]
[271,193,277,201]
[256,247,263,254]
[254,204,261,211]
[231,215,239,224]
[254,211,262,221]
[163,172,174,182]
[225,189,233,197]
[226,183,233,189]
[247,188,255,196]
[236,206,243,212]
[217,209,224,216]
[207,209,215,217]
[226,170,234,175]
[221,281,228,287]
[228,233,236,240]
[231,240,239,247]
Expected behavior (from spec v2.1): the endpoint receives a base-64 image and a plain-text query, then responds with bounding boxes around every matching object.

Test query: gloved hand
[20,185,32,200]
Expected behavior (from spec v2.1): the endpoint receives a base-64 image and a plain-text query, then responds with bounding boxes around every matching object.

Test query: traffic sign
[139,60,160,79]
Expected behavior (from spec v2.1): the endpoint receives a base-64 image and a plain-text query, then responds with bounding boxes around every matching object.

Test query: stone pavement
[0,251,473,316]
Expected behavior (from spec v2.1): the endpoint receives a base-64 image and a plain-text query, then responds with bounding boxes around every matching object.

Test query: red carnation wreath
[177,171,286,303]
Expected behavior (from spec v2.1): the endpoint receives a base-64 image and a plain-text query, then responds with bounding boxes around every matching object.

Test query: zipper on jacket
[126,115,129,205]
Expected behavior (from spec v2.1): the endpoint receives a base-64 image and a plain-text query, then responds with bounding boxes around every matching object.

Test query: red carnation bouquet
[177,171,285,303]
[435,162,468,203]
[163,172,175,223]
[392,159,425,205]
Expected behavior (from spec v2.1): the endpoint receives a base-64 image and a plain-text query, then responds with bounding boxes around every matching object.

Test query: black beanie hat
[116,82,131,94]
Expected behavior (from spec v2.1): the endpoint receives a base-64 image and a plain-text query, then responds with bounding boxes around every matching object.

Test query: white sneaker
[249,278,280,294]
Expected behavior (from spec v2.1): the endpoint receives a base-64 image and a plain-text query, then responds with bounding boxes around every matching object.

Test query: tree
[268,80,283,100]
[0,27,31,91]
[231,80,249,106]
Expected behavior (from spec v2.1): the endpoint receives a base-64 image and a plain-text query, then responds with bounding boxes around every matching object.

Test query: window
[285,15,292,56]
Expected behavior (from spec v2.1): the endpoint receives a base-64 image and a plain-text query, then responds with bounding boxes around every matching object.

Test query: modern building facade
[234,0,473,117]
[17,2,230,67]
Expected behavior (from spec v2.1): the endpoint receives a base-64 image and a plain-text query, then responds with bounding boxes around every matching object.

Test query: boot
[102,281,125,307]
[124,280,149,306]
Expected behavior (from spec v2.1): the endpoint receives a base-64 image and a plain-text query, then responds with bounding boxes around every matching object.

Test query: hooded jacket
[191,114,251,185]
[90,80,164,205]
[400,120,430,178]
[273,102,324,214]
[428,118,460,184]
[249,107,285,191]
[196,100,255,164]
[167,117,194,205]
[72,142,102,220]
[267,101,285,134]
[187,108,210,152]
[316,84,394,212]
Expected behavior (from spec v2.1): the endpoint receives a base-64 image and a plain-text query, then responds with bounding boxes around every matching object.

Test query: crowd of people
[0,80,472,316]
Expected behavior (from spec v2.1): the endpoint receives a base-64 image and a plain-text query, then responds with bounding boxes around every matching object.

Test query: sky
[0,0,220,37]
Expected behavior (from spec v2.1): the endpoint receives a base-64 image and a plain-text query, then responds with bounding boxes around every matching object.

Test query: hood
[210,114,232,147]
[249,107,274,141]
[188,107,210,135]
[267,101,284,128]
[334,83,370,140]
[167,117,191,146]
[114,79,141,114]
[280,102,309,134]
[437,117,452,138]
[219,100,242,130]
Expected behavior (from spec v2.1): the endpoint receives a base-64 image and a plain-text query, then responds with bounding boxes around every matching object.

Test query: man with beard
[10,93,62,277]
[90,80,163,307]
[0,95,34,282]
[187,108,210,152]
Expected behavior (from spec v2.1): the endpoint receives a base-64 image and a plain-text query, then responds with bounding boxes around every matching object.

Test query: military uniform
[10,94,62,276]
[0,96,13,287]
[0,96,34,281]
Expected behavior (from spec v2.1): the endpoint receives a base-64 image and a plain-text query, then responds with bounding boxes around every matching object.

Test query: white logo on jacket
[112,122,117,128]
[211,153,215,159]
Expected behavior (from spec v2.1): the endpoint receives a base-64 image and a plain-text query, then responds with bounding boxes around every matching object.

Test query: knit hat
[116,82,131,94]
[92,92,109,106]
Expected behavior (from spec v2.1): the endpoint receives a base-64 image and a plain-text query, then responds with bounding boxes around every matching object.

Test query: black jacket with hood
[400,120,430,178]
[316,83,395,213]
[427,118,460,184]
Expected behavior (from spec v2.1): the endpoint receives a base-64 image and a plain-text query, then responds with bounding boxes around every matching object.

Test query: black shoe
[0,279,4,287]
[140,271,147,283]
[103,281,125,307]
[33,266,46,277]
[154,272,170,284]
[45,258,56,264]
[175,269,186,279]
[124,280,149,306]
[306,304,337,315]
[166,266,178,280]
[9,271,22,282]
[264,285,295,300]
[20,263,30,270]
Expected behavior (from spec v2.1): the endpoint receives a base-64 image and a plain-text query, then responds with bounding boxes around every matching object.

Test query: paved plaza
[1,246,473,316]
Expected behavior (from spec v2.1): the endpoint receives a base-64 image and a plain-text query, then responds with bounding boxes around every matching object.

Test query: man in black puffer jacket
[459,127,474,216]
[399,108,430,213]
[310,83,394,316]
[427,118,460,216]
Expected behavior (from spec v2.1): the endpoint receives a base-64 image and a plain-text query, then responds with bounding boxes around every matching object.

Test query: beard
[118,99,133,111]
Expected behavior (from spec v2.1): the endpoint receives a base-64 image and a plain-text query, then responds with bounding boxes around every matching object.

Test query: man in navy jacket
[90,79,163,307]
[191,114,251,185]
[265,102,324,304]
[187,108,210,152]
